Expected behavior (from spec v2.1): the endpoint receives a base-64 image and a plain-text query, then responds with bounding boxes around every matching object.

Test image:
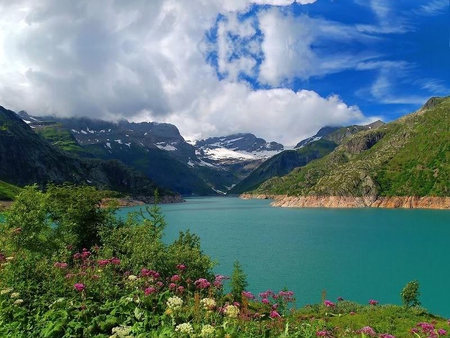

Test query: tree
[231,260,248,302]
[401,280,421,307]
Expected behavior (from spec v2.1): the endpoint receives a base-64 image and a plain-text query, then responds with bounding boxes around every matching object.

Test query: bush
[401,280,421,308]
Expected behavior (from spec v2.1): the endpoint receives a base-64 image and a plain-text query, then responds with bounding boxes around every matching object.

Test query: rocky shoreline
[240,194,450,210]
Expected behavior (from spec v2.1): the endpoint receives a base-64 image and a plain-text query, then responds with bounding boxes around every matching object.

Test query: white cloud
[258,9,380,86]
[0,0,372,146]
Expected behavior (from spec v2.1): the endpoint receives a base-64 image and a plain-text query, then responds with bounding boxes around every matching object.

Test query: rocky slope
[1,106,179,201]
[245,96,450,208]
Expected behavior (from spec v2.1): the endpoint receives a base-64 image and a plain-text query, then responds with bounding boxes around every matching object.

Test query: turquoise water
[122,197,450,317]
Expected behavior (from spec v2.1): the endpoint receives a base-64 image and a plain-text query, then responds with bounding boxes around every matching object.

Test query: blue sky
[0,0,448,145]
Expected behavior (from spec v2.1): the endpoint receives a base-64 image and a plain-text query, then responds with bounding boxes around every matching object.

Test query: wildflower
[175,323,194,335]
[369,299,378,306]
[201,324,215,337]
[438,329,447,336]
[270,310,281,318]
[176,264,186,271]
[242,291,255,299]
[195,278,211,289]
[358,326,376,337]
[379,334,396,338]
[166,296,183,310]
[127,275,138,281]
[74,283,85,292]
[201,298,216,310]
[54,262,68,269]
[10,292,20,299]
[169,283,176,290]
[337,297,344,301]
[98,259,110,266]
[110,257,121,265]
[224,304,240,318]
[1,288,13,295]
[6,256,14,261]
[350,311,356,315]
[65,273,76,279]
[145,287,156,296]
[177,286,185,294]
[171,274,181,282]
[111,326,132,336]
[324,300,335,307]
[13,299,24,305]
[262,298,270,304]
[316,331,329,337]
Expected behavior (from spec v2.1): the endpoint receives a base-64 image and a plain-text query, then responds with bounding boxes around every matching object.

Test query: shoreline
[240,194,450,210]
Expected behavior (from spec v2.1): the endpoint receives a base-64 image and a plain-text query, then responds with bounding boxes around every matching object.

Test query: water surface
[118,197,450,317]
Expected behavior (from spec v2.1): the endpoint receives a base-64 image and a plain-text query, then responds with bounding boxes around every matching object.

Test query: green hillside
[230,139,338,194]
[0,180,22,200]
[254,96,450,197]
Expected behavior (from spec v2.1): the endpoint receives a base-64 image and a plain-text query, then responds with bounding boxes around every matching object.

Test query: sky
[0,0,449,145]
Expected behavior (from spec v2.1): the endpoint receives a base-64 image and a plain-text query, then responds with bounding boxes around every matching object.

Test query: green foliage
[401,280,421,308]
[0,181,22,201]
[230,260,248,302]
[35,124,87,155]
[254,96,450,198]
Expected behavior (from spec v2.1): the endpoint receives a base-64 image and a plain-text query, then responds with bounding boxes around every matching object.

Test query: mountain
[19,112,217,195]
[251,96,450,204]
[19,113,286,194]
[0,106,178,201]
[230,121,385,194]
[230,139,338,194]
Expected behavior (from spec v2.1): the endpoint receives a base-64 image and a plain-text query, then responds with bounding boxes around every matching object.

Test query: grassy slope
[0,180,22,200]
[255,97,450,197]
[230,139,338,194]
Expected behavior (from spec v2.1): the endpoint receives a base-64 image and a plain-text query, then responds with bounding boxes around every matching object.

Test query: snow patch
[87,127,95,134]
[105,142,111,149]
[81,130,88,135]
[115,139,123,144]
[71,129,79,134]
[156,142,177,151]
[125,142,131,148]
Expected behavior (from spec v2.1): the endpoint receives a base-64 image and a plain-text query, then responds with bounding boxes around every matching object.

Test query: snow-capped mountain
[195,133,284,163]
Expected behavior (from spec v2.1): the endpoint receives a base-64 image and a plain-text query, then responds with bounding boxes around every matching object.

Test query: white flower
[200,298,216,310]
[166,296,183,310]
[110,325,132,337]
[13,299,24,305]
[175,323,194,335]
[224,304,240,318]
[127,275,138,281]
[201,324,216,337]
[10,292,20,299]
[1,288,13,295]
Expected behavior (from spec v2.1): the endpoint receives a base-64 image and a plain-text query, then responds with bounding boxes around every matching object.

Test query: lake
[121,197,450,317]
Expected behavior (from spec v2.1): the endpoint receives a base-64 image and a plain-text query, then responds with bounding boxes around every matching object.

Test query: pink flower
[262,298,270,304]
[110,257,121,265]
[350,311,356,315]
[145,287,156,296]
[369,299,378,306]
[97,259,110,266]
[171,275,181,282]
[316,331,328,337]
[194,278,211,289]
[438,329,447,336]
[379,334,395,338]
[269,310,280,318]
[169,283,176,290]
[176,264,186,271]
[54,262,68,269]
[65,273,76,279]
[242,291,255,299]
[177,286,185,293]
[358,326,376,337]
[74,283,85,292]
[324,300,335,307]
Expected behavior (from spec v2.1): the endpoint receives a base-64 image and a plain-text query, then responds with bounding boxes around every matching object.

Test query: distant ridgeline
[244,96,450,209]
[0,106,179,202]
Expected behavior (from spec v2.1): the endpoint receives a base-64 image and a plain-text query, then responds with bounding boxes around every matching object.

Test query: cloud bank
[0,0,390,145]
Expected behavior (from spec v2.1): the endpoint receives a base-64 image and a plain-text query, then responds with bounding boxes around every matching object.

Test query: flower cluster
[201,324,215,337]
[224,304,240,318]
[175,323,194,335]
[167,296,183,310]
[357,326,377,337]
[411,322,447,337]
[369,299,378,306]
[200,297,216,310]
[324,300,335,307]
[54,262,68,269]
[195,278,211,289]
